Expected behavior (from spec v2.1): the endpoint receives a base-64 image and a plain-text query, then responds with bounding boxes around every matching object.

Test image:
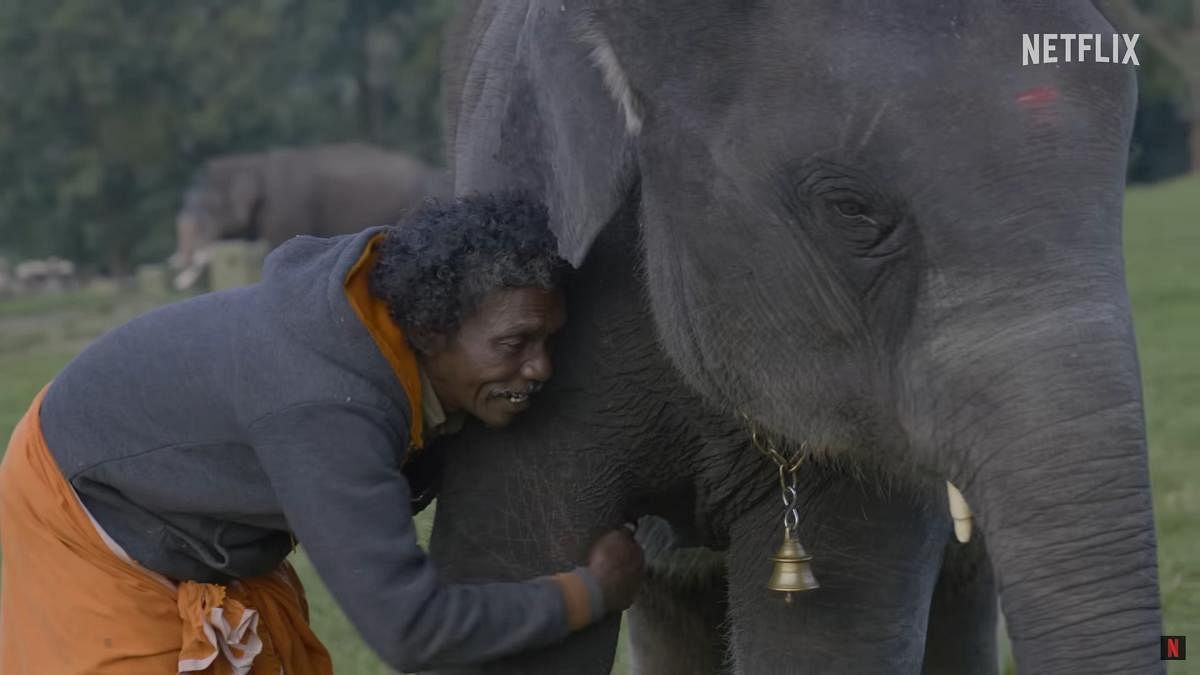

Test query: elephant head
[449,0,1163,671]
[169,155,262,290]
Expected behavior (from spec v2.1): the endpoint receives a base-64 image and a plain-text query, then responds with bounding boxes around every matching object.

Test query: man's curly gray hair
[369,191,570,353]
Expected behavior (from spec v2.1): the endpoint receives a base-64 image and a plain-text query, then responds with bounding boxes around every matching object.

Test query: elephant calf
[429,0,1164,673]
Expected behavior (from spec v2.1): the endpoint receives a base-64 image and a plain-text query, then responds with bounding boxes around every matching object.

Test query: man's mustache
[489,381,544,398]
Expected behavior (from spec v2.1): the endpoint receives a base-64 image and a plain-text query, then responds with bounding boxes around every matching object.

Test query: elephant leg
[624,517,730,675]
[724,463,948,675]
[921,535,999,675]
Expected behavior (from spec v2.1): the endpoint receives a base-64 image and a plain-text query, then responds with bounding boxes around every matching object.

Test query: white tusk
[173,264,204,292]
[946,481,973,544]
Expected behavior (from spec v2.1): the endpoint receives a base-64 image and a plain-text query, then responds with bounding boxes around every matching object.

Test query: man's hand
[401,448,443,515]
[586,527,645,613]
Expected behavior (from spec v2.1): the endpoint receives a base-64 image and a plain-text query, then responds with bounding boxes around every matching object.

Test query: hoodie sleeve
[248,402,605,672]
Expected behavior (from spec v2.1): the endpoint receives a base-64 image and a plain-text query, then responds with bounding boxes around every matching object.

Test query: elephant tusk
[946,482,973,544]
[173,263,205,292]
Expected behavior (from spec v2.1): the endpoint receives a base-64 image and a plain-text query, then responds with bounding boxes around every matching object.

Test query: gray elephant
[170,142,450,290]
[426,1,1163,674]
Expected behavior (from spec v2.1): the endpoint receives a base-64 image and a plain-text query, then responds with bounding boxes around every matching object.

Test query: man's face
[422,287,566,428]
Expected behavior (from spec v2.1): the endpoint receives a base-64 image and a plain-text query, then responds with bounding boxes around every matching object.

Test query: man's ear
[451,3,640,268]
[410,330,449,359]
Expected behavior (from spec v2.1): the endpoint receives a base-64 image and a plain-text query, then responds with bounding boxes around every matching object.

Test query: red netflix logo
[1161,635,1186,660]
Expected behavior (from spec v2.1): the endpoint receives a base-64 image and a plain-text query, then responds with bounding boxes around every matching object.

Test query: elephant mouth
[737,410,976,543]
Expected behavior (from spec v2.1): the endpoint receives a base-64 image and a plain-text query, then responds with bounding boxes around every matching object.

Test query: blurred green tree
[1,0,1189,270]
[1104,0,1199,176]
[354,0,456,162]
[0,0,451,274]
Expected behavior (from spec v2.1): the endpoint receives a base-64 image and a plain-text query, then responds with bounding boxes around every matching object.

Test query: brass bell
[767,530,819,602]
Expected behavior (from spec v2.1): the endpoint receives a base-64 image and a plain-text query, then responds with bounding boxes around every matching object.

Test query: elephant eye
[825,194,895,253]
[833,199,873,223]
[793,162,902,258]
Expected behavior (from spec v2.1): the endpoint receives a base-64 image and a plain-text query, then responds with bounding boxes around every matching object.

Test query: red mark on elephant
[1016,85,1058,108]
[1015,85,1060,131]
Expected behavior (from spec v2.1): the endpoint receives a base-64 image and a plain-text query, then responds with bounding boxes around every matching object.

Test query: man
[0,192,644,674]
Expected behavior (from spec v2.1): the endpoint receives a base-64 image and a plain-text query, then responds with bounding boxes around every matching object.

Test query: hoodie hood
[255,227,420,435]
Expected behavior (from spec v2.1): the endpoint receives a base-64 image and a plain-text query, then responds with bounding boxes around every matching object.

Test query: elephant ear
[452,2,642,267]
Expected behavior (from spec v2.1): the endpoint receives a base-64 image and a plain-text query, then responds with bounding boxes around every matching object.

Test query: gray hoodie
[39,227,602,672]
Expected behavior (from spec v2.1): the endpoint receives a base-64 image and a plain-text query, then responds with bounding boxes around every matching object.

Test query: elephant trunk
[170,212,210,291]
[926,295,1163,673]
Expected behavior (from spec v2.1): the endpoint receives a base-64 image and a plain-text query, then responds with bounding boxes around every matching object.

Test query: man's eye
[498,338,524,352]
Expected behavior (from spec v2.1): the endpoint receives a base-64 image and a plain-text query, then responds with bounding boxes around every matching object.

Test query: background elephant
[169,141,450,290]
[428,1,1163,674]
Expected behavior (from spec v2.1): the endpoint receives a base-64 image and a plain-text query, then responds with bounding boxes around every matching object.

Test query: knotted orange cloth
[0,386,334,675]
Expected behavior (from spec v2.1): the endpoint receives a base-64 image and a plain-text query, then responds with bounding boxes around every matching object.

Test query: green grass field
[1,175,1197,673]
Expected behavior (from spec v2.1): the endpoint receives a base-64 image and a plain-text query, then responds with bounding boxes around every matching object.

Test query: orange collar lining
[343,233,425,448]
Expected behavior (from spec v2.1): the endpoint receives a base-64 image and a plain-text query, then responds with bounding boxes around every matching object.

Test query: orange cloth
[549,571,594,631]
[0,386,333,675]
[343,231,427,449]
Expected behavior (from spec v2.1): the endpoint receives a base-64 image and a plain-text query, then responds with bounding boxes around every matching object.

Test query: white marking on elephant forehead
[582,30,643,136]
[856,99,892,151]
